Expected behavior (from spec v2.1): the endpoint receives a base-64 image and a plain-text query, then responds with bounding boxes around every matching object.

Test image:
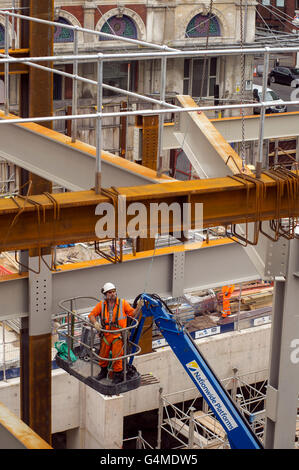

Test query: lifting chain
[95,187,125,264]
[200,0,214,102]
[226,167,299,246]
[239,0,246,171]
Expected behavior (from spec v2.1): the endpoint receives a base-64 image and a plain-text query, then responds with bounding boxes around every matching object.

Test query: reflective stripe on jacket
[100,298,127,330]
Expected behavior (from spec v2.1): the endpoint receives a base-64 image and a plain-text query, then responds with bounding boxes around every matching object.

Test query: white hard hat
[101,282,116,294]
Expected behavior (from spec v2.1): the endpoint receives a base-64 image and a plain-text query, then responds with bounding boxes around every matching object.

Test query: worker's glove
[137,298,144,309]
[94,321,102,333]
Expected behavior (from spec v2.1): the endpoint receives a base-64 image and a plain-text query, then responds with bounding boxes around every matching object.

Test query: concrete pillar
[66,381,86,448]
[84,387,124,449]
[66,427,81,449]
[83,1,97,43]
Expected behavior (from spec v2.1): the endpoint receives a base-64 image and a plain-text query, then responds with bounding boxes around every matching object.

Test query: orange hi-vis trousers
[99,333,124,372]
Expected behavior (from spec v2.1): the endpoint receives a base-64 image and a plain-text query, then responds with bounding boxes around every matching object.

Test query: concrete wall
[0,324,271,449]
[123,324,271,416]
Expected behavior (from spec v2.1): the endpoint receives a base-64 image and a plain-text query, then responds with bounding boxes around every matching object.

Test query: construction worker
[88,282,143,384]
[221,284,235,318]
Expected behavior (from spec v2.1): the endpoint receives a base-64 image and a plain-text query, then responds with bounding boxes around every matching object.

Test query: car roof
[275,66,298,71]
[253,84,272,92]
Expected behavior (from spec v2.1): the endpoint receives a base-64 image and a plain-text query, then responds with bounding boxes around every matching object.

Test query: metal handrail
[57,296,142,381]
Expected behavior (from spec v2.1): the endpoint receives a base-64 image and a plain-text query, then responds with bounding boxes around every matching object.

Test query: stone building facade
[256,0,297,33]
[0,1,257,162]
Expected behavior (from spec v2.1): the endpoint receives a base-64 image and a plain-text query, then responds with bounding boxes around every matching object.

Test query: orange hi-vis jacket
[88,298,135,372]
[222,285,235,316]
[88,298,134,335]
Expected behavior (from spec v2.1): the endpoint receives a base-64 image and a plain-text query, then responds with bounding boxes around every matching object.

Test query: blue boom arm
[130,293,263,450]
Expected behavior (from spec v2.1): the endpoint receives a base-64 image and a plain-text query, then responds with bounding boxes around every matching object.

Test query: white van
[253,84,287,114]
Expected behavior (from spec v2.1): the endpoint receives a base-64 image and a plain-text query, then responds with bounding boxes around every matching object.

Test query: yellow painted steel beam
[0,238,234,281]
[0,173,298,252]
[0,110,174,186]
[176,95,254,176]
[0,48,29,75]
[0,401,52,449]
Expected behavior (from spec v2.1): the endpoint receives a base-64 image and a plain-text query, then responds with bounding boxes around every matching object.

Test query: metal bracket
[264,237,289,279]
[172,251,185,298]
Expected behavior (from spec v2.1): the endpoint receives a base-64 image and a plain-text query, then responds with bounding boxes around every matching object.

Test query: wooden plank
[194,410,226,439]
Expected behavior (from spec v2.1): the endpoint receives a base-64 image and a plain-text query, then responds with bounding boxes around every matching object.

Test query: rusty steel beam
[28,0,54,199]
[139,115,159,171]
[28,333,52,443]
[0,173,298,252]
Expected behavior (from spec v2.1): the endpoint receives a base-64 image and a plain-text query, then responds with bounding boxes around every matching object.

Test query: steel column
[26,0,54,445]
[19,1,30,428]
[27,254,52,444]
[28,0,53,196]
[264,238,299,448]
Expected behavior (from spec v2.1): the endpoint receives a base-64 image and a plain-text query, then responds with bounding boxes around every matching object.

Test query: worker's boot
[96,367,108,381]
[112,371,124,384]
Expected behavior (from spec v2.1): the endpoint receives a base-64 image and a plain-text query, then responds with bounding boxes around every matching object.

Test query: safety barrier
[56,296,142,384]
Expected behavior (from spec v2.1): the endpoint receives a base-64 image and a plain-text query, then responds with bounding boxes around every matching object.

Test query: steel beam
[210,112,299,144]
[170,96,249,177]
[0,172,298,252]
[163,112,299,147]
[0,111,173,191]
[0,240,260,320]
[0,49,29,76]
[0,402,52,449]
[162,100,297,280]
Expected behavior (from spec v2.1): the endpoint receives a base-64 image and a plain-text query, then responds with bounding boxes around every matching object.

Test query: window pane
[184,59,190,78]
[183,79,189,95]
[53,74,62,100]
[192,59,208,97]
[54,17,74,43]
[103,61,131,96]
[209,77,216,97]
[276,0,284,6]
[262,0,270,5]
[100,15,137,40]
[0,25,4,47]
[210,57,217,76]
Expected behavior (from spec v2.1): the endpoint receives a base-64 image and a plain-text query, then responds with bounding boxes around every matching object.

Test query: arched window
[0,24,5,47]
[185,13,221,38]
[100,15,137,41]
[54,17,74,43]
